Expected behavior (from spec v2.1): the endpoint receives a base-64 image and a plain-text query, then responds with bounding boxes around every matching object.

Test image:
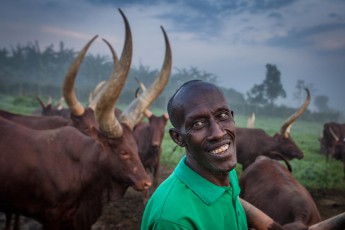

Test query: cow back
[239,156,321,228]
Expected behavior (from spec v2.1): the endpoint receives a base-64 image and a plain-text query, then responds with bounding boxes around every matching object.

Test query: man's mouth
[210,144,229,155]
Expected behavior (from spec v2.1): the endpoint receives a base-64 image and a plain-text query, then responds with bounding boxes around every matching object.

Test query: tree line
[0,41,341,122]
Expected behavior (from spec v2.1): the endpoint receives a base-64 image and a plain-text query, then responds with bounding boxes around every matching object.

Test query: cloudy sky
[1,0,345,114]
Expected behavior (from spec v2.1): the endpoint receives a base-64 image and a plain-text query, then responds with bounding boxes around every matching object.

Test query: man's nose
[207,119,225,140]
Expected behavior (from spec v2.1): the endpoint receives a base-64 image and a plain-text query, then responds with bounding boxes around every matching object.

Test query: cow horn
[120,25,172,129]
[88,80,107,110]
[36,96,47,109]
[63,35,98,116]
[247,112,255,128]
[95,8,132,138]
[47,96,52,105]
[57,97,65,110]
[239,198,276,230]
[88,38,119,110]
[134,78,152,119]
[308,212,345,230]
[329,127,340,142]
[280,88,310,138]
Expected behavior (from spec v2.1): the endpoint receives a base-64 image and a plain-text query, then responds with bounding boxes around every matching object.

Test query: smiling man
[141,80,248,230]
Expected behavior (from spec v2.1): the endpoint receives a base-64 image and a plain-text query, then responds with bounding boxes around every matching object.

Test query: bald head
[167,80,227,128]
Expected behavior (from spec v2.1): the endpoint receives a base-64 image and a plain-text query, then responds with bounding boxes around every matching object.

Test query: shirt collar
[174,156,238,205]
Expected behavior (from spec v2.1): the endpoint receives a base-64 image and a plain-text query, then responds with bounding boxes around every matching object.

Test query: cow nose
[144,180,152,190]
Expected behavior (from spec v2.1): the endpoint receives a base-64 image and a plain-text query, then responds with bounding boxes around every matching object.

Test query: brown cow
[320,122,345,178]
[0,9,151,230]
[0,109,69,130]
[89,26,172,204]
[236,88,310,170]
[320,122,345,157]
[133,109,169,203]
[34,96,71,119]
[239,156,321,230]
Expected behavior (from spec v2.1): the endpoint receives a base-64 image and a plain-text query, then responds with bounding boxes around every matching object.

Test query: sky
[1,0,345,114]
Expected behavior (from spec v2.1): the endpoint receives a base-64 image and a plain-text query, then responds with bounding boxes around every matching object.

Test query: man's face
[172,83,237,175]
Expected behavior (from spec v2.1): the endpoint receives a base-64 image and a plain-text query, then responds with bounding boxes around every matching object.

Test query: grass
[1,95,344,191]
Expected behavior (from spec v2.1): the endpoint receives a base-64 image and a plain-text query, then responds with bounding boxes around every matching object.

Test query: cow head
[35,96,71,119]
[275,88,311,160]
[144,109,169,149]
[63,9,151,196]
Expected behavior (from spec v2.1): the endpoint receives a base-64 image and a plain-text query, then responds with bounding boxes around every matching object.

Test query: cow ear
[169,128,185,147]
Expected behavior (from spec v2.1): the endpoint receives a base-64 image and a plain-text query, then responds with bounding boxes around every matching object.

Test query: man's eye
[218,112,229,120]
[192,121,204,129]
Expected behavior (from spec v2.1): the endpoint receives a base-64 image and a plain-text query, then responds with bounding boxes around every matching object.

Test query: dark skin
[169,81,236,186]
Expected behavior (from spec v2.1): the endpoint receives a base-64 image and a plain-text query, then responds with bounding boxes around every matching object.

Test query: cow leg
[13,215,20,230]
[5,213,12,230]
[152,159,161,189]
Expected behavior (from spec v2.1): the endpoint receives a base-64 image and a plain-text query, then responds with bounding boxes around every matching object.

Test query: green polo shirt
[141,156,248,230]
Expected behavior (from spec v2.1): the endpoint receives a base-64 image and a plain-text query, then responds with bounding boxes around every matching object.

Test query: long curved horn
[102,38,119,65]
[88,38,119,110]
[240,198,276,230]
[308,212,345,230]
[88,80,107,110]
[120,25,172,129]
[95,8,132,138]
[63,35,98,116]
[329,127,340,142]
[280,88,310,138]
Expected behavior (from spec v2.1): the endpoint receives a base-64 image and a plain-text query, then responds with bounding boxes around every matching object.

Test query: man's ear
[169,128,185,147]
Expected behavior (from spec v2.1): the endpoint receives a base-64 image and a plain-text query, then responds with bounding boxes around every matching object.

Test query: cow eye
[119,150,130,159]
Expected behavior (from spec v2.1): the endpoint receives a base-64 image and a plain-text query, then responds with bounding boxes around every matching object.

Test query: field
[0,95,344,229]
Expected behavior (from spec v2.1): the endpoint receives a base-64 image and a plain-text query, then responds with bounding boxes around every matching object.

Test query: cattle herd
[0,8,344,230]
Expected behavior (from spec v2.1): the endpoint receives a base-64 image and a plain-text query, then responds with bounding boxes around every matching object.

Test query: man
[141,80,248,230]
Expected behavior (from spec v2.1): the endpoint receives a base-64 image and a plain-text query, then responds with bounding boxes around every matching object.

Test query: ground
[1,166,344,230]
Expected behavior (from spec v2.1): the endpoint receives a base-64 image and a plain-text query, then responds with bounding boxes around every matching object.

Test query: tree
[314,95,330,112]
[263,64,286,105]
[293,79,316,105]
[247,63,286,107]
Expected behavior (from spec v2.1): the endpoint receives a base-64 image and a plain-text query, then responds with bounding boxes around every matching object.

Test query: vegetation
[247,64,286,107]
[0,42,342,122]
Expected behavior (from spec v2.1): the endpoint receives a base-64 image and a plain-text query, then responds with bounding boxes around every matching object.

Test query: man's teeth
[210,144,229,154]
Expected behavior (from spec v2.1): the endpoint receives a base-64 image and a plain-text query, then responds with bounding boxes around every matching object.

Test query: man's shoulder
[144,173,196,218]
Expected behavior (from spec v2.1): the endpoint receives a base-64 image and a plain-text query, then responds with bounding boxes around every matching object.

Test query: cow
[89,26,172,204]
[133,109,169,203]
[32,96,71,119]
[0,9,151,230]
[239,155,322,230]
[236,88,310,170]
[320,122,345,178]
[0,109,69,130]
[320,122,345,157]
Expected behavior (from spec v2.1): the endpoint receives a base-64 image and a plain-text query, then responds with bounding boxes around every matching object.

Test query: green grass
[1,95,344,191]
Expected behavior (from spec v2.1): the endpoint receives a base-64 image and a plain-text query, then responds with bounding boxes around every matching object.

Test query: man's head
[167,80,237,180]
